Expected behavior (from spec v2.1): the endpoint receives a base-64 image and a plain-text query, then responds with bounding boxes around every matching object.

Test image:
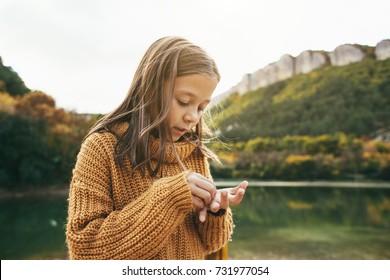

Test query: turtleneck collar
[149,136,197,163]
[111,122,198,163]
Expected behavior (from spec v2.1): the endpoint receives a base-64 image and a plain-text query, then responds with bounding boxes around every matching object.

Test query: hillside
[211,57,390,140]
[218,39,390,98]
[0,57,96,188]
[1,54,389,183]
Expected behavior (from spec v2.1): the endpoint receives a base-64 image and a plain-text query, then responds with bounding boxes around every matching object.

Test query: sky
[0,0,389,114]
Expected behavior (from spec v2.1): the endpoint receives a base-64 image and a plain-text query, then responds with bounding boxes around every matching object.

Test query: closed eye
[177,99,189,106]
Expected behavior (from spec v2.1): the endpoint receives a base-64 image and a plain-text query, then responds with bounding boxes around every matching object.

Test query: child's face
[168,74,218,142]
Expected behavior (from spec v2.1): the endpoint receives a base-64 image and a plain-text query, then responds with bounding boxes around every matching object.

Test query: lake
[0,182,389,259]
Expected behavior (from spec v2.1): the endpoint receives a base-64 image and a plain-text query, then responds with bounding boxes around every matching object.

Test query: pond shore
[1,180,390,199]
[0,185,69,199]
[215,180,390,188]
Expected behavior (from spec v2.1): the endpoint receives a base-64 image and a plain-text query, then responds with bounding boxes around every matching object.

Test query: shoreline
[215,180,390,188]
[0,185,69,199]
[1,180,390,199]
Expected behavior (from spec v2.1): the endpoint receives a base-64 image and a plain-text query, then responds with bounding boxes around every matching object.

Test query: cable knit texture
[66,123,233,259]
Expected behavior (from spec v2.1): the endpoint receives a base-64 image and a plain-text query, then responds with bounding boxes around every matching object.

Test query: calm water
[228,185,390,259]
[0,184,389,259]
[0,195,68,259]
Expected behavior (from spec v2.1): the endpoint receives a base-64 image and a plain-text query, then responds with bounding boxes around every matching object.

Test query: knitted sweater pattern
[66,124,233,259]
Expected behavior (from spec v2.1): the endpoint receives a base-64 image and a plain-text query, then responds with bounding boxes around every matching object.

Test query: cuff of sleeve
[207,209,226,217]
[150,170,193,214]
[197,207,233,252]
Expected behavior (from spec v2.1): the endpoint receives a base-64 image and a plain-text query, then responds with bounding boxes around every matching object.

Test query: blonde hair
[87,36,220,176]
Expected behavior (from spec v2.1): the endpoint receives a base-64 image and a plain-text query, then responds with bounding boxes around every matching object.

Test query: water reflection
[0,184,389,259]
[0,197,67,259]
[235,186,390,227]
[229,186,390,259]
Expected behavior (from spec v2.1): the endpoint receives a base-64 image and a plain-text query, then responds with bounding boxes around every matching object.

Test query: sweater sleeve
[194,157,234,254]
[196,208,233,253]
[66,134,193,259]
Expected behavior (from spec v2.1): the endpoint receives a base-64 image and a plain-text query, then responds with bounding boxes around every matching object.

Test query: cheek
[167,103,179,124]
[169,111,181,125]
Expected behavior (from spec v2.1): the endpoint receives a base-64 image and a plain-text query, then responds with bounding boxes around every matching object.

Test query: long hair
[86,36,220,176]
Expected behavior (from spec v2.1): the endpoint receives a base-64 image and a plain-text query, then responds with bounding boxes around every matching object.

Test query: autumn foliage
[210,134,390,181]
[0,91,98,189]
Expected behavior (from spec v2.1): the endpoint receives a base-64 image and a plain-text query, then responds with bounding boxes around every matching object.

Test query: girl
[66,36,248,260]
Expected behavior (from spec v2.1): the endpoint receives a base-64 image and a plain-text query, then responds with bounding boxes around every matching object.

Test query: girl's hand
[186,172,217,211]
[198,190,228,222]
[197,180,248,222]
[209,180,248,213]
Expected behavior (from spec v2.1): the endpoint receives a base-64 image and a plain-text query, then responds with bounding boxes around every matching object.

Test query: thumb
[199,207,207,223]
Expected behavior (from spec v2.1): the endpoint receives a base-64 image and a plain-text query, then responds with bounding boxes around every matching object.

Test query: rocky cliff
[219,39,390,100]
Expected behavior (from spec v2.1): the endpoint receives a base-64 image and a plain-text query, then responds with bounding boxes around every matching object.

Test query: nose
[184,108,200,124]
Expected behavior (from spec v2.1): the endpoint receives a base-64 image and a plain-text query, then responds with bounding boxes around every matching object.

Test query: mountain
[215,39,390,102]
[210,54,390,140]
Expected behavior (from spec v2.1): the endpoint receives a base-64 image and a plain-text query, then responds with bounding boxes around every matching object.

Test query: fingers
[209,198,220,213]
[229,189,245,205]
[187,172,216,205]
[219,191,228,209]
[200,192,227,222]
[190,186,214,205]
[238,180,249,190]
[227,180,248,206]
[219,180,248,197]
[192,195,204,209]
[198,207,207,223]
[209,190,228,213]
[229,180,249,195]
[189,175,249,222]
[187,172,216,194]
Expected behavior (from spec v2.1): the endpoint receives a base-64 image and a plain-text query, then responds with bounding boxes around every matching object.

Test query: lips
[174,126,186,133]
[173,126,190,136]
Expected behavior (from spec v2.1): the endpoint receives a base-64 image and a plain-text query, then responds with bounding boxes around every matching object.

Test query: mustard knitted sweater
[66,123,233,259]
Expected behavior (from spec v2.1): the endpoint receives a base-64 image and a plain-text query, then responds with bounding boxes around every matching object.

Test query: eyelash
[177,100,204,112]
[178,100,189,106]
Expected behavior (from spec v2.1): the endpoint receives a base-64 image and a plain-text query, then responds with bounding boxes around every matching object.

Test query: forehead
[173,74,218,101]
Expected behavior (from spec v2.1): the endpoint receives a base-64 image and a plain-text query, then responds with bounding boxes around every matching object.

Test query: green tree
[0,57,30,96]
